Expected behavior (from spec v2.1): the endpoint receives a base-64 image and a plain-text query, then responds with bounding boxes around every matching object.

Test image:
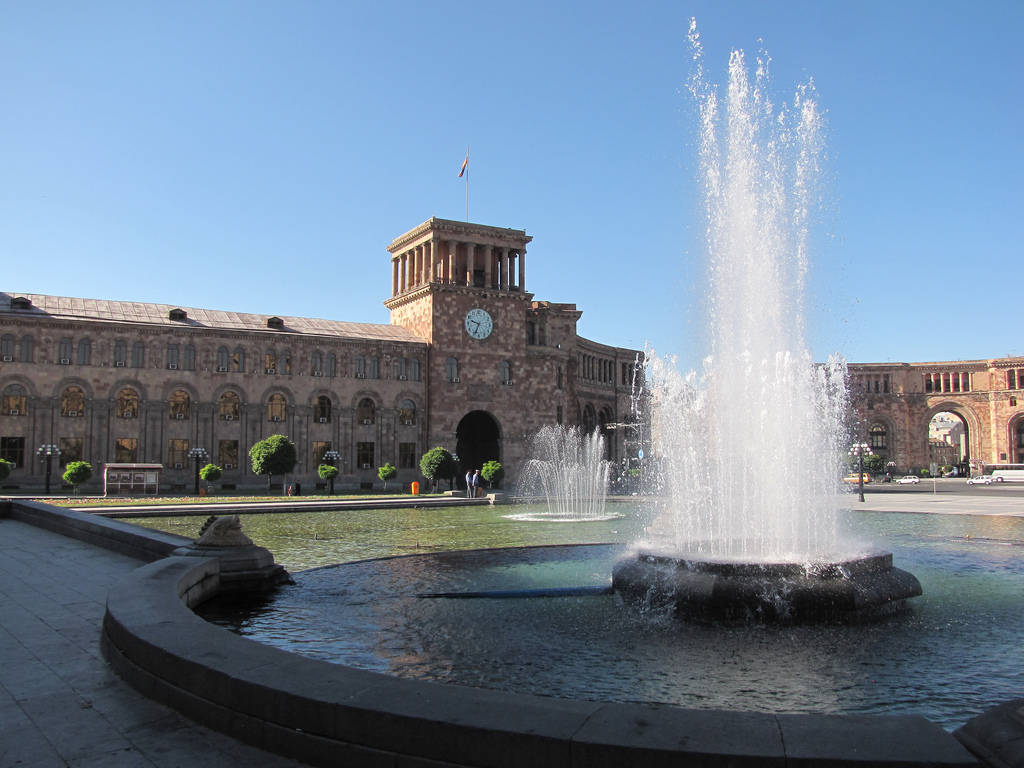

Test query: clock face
[464,308,493,340]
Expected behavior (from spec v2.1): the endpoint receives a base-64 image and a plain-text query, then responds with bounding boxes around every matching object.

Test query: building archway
[455,411,501,485]
[924,407,974,476]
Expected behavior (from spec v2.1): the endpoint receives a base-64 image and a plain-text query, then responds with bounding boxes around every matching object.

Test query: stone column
[466,242,475,286]
[447,241,457,283]
[392,257,399,296]
[518,247,526,292]
[500,248,509,290]
[483,246,493,290]
[429,238,438,282]
[400,252,408,293]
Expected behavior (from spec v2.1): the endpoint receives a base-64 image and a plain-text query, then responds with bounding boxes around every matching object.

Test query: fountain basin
[612,549,922,622]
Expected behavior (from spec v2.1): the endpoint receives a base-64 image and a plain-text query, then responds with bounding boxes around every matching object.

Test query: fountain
[611,24,920,621]
[508,425,620,522]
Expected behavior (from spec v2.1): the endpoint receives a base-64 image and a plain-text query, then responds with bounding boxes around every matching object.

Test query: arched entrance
[926,409,971,476]
[455,411,501,486]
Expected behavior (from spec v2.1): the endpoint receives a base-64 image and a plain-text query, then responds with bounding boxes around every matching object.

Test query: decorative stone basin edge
[100,556,978,768]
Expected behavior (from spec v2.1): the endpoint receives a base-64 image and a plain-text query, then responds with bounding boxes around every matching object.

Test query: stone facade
[0,217,644,492]
[849,358,1024,473]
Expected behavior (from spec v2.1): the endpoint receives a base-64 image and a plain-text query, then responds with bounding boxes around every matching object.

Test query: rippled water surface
[145,506,1024,731]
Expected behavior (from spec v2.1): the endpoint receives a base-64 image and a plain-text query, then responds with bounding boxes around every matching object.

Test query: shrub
[378,462,397,490]
[0,458,12,482]
[62,461,93,493]
[481,460,504,489]
[420,446,455,491]
[249,434,298,492]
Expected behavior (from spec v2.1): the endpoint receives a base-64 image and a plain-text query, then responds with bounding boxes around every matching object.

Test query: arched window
[113,340,127,367]
[232,347,245,372]
[58,338,72,364]
[166,344,180,369]
[410,358,421,382]
[61,386,85,417]
[18,335,33,362]
[76,338,91,366]
[267,393,287,422]
[357,398,375,424]
[869,424,888,451]
[398,399,416,425]
[582,403,597,433]
[218,391,240,420]
[264,350,277,374]
[130,341,145,368]
[168,390,190,420]
[311,351,323,376]
[326,353,336,378]
[183,344,196,371]
[315,395,332,422]
[2,384,26,415]
[0,334,13,360]
[445,357,459,383]
[217,346,229,371]
[116,388,139,419]
[500,360,513,385]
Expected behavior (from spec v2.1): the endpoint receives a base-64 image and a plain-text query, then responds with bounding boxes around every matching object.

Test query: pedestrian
[465,468,473,498]
[472,469,481,498]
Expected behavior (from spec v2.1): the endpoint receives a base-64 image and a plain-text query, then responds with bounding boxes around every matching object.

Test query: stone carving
[195,514,253,547]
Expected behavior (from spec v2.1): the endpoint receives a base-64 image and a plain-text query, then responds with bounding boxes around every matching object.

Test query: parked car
[843,473,871,484]
[966,475,994,485]
[894,475,920,485]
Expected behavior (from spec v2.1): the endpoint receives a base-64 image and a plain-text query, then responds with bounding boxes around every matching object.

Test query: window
[869,424,887,451]
[395,358,407,380]
[114,340,127,367]
[167,344,180,369]
[526,321,536,345]
[582,403,597,433]
[556,405,564,424]
[76,338,91,366]
[314,395,332,422]
[279,352,292,375]
[116,388,139,419]
[218,440,239,469]
[267,393,287,422]
[1009,369,1022,390]
[1,436,26,468]
[131,341,145,368]
[445,357,459,383]
[398,399,416,425]
[410,358,421,382]
[357,398,375,424]
[312,441,331,466]
[168,390,190,420]
[500,360,512,385]
[59,437,83,468]
[357,442,374,469]
[58,338,72,363]
[19,335,34,362]
[0,334,13,360]
[2,385,26,416]
[264,351,277,374]
[311,351,323,376]
[168,439,189,468]
[183,344,195,371]
[114,438,137,463]
[61,386,85,417]
[217,346,229,371]
[232,347,245,372]
[354,356,366,378]
[326,353,336,378]
[399,442,417,469]
[368,356,379,379]
[218,391,240,420]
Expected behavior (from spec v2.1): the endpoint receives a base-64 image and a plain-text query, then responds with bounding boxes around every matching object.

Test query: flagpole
[464,147,470,222]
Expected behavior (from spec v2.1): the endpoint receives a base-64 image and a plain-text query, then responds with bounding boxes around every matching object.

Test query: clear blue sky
[3,1,1021,369]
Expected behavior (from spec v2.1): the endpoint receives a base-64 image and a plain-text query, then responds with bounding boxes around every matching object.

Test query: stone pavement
[0,518,307,768]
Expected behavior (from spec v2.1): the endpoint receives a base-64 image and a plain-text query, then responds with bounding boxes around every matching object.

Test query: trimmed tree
[481,460,504,490]
[378,462,397,491]
[318,463,339,495]
[249,434,298,493]
[863,453,884,475]
[419,446,454,492]
[199,463,222,492]
[0,458,13,483]
[62,460,93,494]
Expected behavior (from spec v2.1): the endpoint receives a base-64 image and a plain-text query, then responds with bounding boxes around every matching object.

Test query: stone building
[0,217,644,493]
[848,358,1024,474]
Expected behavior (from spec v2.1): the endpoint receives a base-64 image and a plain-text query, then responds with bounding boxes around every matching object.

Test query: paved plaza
[1,491,1020,766]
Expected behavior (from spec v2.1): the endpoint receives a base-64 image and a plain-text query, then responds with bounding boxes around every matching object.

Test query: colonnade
[390,239,526,296]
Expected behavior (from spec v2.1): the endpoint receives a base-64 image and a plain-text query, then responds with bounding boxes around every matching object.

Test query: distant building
[1,218,644,492]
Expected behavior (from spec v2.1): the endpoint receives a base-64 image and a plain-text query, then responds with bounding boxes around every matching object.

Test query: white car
[894,475,920,485]
[966,475,993,485]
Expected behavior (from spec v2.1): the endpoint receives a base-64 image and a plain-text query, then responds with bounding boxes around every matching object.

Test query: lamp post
[36,444,61,495]
[188,447,208,496]
[322,449,341,495]
[849,442,870,503]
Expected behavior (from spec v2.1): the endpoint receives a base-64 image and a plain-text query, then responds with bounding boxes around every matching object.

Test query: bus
[980,463,1024,482]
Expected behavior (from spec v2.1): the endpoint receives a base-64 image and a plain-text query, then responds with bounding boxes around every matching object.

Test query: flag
[458,151,468,178]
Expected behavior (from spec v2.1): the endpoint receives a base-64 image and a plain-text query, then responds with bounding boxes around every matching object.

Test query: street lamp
[848,442,871,503]
[322,449,341,495]
[36,444,61,495]
[188,447,208,496]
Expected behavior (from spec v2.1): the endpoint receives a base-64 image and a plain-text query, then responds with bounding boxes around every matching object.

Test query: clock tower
[384,217,577,479]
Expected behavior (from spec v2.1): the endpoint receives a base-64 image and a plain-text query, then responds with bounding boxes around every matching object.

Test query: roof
[1,292,427,345]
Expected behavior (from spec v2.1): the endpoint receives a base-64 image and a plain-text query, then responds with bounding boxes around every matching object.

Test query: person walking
[465,468,474,498]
